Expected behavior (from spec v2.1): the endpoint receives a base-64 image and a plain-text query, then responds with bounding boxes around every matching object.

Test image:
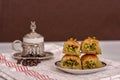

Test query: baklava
[80,37,102,55]
[63,38,80,56]
[61,55,82,69]
[81,54,103,69]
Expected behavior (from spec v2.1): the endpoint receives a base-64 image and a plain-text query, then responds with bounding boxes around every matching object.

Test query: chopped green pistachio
[84,60,96,69]
[84,43,96,51]
[66,45,77,53]
[63,59,79,68]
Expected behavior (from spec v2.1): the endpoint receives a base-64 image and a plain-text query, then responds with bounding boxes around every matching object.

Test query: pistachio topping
[84,43,96,52]
[66,45,78,53]
[63,59,79,68]
[83,60,96,69]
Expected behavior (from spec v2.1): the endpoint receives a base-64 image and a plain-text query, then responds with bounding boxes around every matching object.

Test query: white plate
[55,61,107,74]
[12,52,53,60]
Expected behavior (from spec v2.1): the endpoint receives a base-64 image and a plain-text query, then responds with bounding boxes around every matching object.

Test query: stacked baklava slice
[60,37,103,70]
[61,38,82,69]
[80,37,103,69]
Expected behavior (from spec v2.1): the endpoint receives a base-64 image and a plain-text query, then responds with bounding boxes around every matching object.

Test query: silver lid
[23,21,44,43]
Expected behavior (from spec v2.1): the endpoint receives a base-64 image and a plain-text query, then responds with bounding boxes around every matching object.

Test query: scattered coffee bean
[16,54,45,66]
[17,59,22,64]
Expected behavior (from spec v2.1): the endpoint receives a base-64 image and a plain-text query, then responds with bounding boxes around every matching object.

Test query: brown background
[0,0,120,42]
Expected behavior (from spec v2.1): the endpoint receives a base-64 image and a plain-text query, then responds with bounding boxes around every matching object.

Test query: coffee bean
[22,60,28,66]
[17,59,22,64]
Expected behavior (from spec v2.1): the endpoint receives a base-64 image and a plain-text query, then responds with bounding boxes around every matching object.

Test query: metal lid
[23,21,44,43]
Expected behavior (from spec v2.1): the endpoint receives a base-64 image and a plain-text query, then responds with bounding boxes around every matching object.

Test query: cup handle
[12,40,22,52]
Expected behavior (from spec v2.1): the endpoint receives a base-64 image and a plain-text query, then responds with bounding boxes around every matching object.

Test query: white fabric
[0,42,120,80]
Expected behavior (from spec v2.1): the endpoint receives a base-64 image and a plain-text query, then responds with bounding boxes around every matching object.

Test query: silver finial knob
[30,21,36,32]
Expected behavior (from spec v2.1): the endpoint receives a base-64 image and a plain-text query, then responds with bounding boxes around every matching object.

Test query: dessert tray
[12,52,53,60]
[55,61,107,74]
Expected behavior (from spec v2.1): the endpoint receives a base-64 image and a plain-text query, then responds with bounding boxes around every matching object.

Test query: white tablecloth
[0,42,120,80]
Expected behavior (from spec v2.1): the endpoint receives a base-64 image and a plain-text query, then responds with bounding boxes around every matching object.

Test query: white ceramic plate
[55,61,107,74]
[12,52,53,60]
